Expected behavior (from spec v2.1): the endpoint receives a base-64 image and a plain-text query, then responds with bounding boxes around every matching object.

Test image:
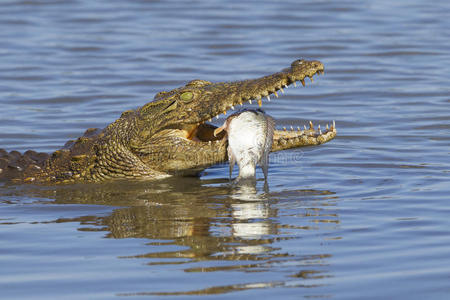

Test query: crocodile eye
[180,92,194,103]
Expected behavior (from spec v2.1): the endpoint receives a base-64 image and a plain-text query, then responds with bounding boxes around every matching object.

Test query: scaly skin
[0,59,336,184]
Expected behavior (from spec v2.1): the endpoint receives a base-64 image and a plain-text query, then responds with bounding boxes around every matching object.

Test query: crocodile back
[0,149,49,182]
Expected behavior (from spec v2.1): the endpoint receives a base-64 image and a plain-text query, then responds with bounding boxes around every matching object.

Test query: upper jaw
[194,59,325,125]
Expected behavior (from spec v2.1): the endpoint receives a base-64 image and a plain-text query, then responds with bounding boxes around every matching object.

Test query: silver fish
[214,109,275,182]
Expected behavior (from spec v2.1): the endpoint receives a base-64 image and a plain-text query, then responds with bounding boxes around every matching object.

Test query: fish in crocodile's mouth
[213,108,274,182]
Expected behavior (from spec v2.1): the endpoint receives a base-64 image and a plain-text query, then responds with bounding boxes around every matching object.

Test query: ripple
[1,0,450,299]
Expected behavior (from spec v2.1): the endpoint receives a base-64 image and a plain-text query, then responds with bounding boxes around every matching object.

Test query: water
[1,0,449,299]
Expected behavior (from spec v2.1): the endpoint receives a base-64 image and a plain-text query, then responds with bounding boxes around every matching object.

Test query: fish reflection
[230,200,274,255]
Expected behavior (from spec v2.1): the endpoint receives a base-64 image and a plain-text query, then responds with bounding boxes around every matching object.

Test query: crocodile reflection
[7,178,339,269]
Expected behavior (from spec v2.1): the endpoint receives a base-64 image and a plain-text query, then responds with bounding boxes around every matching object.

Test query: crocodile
[0,59,336,184]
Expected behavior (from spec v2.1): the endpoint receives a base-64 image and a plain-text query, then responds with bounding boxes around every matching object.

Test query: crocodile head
[131,59,336,176]
[141,59,323,126]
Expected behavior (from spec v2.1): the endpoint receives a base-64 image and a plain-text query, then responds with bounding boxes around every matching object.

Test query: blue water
[1,0,449,299]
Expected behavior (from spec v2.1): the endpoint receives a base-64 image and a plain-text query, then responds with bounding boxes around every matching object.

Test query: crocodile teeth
[209,70,324,126]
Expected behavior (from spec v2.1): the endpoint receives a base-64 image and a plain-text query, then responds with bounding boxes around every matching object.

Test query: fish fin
[262,115,275,181]
[265,115,275,156]
[228,146,236,180]
[261,153,269,181]
[266,115,275,146]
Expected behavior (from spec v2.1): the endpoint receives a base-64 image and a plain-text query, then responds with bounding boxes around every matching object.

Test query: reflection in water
[229,181,274,256]
[1,178,339,295]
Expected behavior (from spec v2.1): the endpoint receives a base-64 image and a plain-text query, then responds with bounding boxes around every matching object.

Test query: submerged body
[214,110,274,181]
[0,59,336,184]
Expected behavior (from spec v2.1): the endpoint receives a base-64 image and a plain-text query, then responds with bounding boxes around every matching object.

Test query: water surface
[1,0,449,299]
